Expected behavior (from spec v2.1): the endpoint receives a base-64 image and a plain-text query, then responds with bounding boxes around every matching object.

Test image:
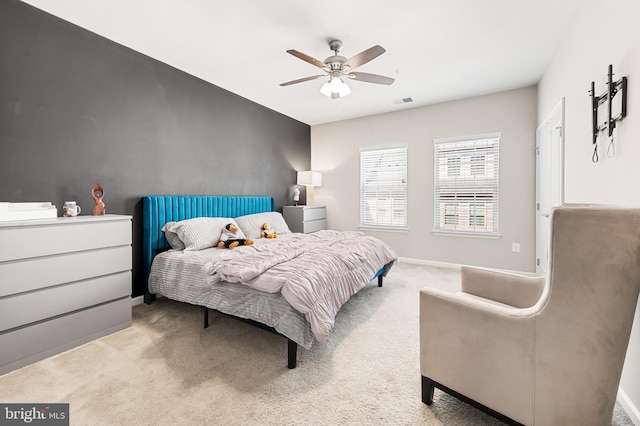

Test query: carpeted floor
[0,262,634,425]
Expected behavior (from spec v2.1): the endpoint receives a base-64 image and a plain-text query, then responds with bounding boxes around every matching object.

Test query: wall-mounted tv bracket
[589,64,628,163]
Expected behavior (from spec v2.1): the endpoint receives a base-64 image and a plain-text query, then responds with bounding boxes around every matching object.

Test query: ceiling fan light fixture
[320,76,351,99]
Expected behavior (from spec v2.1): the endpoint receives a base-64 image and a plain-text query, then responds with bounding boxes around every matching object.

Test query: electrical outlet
[512,243,521,253]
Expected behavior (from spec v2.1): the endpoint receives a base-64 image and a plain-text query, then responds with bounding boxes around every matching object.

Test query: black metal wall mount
[589,64,628,162]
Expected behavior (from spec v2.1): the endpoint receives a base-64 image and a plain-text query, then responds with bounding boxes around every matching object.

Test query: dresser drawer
[0,271,130,332]
[0,218,131,262]
[0,245,131,297]
[302,219,327,234]
[283,206,327,223]
[0,299,131,375]
[302,206,326,221]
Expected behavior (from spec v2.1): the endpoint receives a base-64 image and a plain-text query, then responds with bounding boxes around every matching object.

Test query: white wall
[538,0,640,421]
[311,86,537,272]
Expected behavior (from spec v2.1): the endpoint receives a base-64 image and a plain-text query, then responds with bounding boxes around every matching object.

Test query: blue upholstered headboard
[142,195,275,302]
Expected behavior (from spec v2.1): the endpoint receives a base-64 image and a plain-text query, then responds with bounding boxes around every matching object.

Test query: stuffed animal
[260,223,278,239]
[218,223,253,248]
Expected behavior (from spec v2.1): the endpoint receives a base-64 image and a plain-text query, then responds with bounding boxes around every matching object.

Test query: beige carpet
[0,262,633,425]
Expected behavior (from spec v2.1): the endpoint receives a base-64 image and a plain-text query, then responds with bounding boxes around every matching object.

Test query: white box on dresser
[282,205,327,233]
[0,214,132,375]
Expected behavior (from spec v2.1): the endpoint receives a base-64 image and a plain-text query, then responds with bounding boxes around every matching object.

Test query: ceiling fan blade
[286,50,327,69]
[280,75,325,87]
[348,72,395,85]
[343,45,386,70]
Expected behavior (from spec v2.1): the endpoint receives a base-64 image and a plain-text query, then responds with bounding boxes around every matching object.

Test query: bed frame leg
[378,275,383,287]
[144,292,156,305]
[287,339,297,369]
[203,307,209,329]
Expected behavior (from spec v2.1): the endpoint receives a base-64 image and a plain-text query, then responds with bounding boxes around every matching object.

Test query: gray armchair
[420,206,640,425]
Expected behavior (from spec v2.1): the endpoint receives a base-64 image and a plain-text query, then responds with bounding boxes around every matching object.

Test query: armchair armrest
[461,266,545,308]
[419,287,536,423]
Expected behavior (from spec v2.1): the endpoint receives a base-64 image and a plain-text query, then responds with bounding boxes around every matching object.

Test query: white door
[536,99,564,275]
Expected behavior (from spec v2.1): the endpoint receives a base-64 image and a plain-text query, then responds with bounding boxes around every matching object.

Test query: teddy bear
[260,223,278,239]
[218,223,253,248]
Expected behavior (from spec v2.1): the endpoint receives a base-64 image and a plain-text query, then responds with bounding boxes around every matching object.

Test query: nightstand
[283,205,327,233]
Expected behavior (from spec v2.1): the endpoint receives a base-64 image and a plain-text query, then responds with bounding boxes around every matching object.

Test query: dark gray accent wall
[0,0,311,296]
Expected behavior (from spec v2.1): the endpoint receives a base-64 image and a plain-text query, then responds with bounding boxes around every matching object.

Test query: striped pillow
[161,222,186,250]
[235,212,291,239]
[165,217,237,250]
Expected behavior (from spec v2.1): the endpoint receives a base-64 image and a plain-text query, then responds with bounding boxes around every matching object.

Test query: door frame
[535,98,565,275]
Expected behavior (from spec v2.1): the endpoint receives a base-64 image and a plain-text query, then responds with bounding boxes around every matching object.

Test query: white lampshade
[337,80,351,97]
[297,171,322,187]
[319,81,333,97]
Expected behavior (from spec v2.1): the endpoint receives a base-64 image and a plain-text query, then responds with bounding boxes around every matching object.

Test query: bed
[142,195,396,368]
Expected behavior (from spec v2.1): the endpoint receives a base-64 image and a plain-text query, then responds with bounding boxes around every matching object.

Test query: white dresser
[0,215,132,375]
[283,205,327,233]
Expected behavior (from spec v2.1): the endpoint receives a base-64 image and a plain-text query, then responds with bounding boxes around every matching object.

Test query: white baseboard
[398,257,541,277]
[398,257,461,269]
[618,387,640,425]
[131,295,144,306]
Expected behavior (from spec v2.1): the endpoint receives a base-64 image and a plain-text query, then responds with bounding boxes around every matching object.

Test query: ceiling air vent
[392,97,413,105]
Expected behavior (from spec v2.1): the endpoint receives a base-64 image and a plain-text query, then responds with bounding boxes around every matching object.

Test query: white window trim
[432,230,502,239]
[359,144,408,231]
[359,225,409,233]
[433,132,500,238]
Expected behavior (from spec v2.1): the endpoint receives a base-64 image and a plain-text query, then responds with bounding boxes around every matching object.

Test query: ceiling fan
[280,39,395,99]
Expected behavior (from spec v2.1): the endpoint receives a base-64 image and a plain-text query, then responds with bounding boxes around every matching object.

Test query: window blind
[433,135,500,235]
[360,146,408,229]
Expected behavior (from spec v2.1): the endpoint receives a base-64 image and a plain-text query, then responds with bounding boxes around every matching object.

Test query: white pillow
[235,212,292,239]
[161,221,186,250]
[168,217,237,251]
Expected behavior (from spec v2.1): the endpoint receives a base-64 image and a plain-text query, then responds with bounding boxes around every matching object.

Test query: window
[433,134,500,236]
[360,146,408,230]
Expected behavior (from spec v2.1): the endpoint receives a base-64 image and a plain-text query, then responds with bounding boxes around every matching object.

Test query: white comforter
[203,230,397,342]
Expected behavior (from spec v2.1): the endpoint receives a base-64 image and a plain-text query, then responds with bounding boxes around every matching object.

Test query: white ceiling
[22,0,583,126]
